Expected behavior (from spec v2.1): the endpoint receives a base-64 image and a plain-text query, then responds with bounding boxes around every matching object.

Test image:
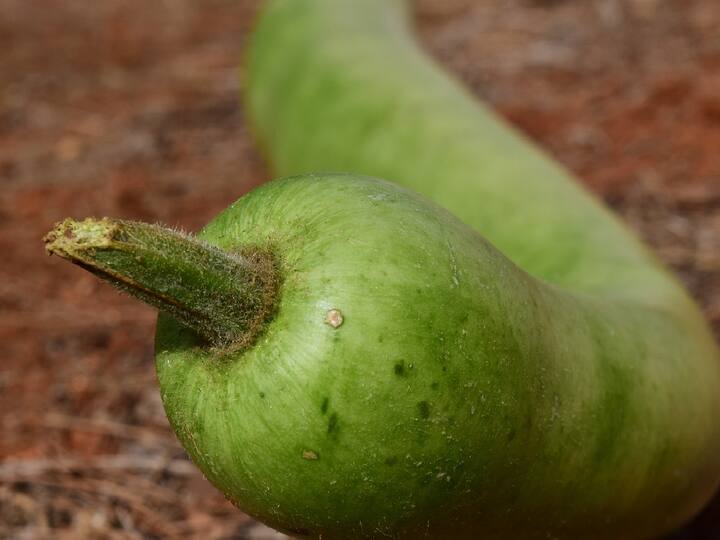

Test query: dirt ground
[1,0,719,538]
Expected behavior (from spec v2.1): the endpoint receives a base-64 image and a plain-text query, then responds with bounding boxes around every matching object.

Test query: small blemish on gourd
[394,363,405,376]
[320,397,329,414]
[302,449,319,460]
[325,309,343,328]
[418,400,431,419]
[259,391,265,399]
[431,382,439,390]
[327,413,338,435]
[385,456,398,466]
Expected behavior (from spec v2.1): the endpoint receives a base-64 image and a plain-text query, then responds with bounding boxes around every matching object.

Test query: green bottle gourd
[44,0,720,538]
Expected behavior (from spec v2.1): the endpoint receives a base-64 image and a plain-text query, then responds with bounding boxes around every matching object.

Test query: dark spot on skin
[507,429,516,442]
[394,363,405,376]
[416,431,427,446]
[418,400,431,419]
[378,335,384,343]
[327,413,338,435]
[320,397,329,415]
[385,456,398,466]
[431,382,439,390]
[442,366,447,372]
[259,392,265,398]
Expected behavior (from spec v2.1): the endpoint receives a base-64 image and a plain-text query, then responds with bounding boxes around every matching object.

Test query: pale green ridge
[245,0,682,309]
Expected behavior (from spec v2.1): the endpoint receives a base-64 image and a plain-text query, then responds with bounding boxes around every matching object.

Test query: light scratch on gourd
[446,238,460,288]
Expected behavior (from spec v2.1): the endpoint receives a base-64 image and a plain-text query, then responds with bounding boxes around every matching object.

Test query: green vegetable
[44,0,720,539]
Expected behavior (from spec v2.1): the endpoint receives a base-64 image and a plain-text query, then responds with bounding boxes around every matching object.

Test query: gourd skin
[156,178,720,540]
[246,0,676,303]
[153,0,720,539]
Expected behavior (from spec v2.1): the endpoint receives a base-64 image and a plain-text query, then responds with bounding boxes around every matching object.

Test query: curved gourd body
[153,1,720,539]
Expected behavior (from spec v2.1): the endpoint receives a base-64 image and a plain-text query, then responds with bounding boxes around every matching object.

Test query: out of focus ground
[1,0,719,538]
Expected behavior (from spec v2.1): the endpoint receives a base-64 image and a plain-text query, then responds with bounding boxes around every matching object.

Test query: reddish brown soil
[2,0,719,538]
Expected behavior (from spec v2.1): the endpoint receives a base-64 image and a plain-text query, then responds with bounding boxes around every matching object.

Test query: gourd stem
[44,218,278,347]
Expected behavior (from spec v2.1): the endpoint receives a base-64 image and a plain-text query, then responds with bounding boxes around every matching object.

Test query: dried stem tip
[44,218,278,348]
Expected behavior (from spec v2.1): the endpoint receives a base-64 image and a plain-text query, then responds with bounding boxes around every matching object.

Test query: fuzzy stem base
[44,218,278,348]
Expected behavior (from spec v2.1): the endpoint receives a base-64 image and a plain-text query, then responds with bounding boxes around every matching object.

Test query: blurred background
[1,0,719,538]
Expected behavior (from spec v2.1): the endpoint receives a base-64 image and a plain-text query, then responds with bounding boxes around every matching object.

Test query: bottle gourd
[44,0,720,538]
